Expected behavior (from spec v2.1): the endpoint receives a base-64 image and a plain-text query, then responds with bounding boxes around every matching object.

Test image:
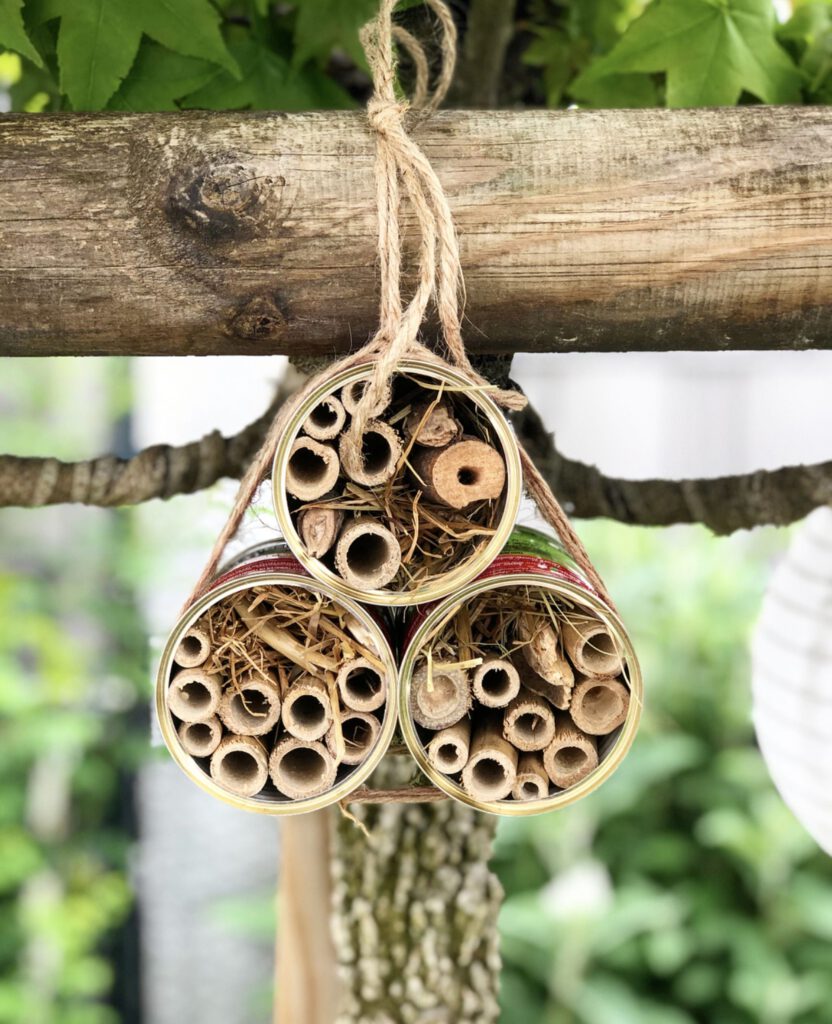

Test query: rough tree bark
[2,107,832,356]
[329,760,503,1024]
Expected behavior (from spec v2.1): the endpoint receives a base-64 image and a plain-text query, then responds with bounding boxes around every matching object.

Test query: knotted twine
[186,0,612,611]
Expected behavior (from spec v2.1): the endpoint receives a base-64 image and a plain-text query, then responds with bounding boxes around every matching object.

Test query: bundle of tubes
[164,584,391,806]
[407,588,633,806]
[280,370,512,596]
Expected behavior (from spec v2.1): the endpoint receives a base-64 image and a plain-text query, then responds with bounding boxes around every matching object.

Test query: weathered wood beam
[1,107,831,357]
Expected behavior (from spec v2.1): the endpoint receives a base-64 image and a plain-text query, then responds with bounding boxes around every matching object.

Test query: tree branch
[513,403,832,535]
[2,389,831,533]
[448,0,517,108]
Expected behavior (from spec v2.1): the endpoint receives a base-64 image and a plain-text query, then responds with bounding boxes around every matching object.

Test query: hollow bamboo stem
[512,753,550,801]
[327,710,380,766]
[270,737,338,800]
[338,420,402,487]
[285,437,340,501]
[543,717,598,789]
[405,398,461,448]
[167,668,222,722]
[502,691,556,751]
[174,627,211,668]
[562,614,623,677]
[461,712,518,802]
[516,613,574,688]
[410,662,471,729]
[210,734,269,797]
[515,660,572,711]
[177,716,222,758]
[297,506,344,558]
[341,379,391,417]
[334,518,401,590]
[472,658,521,708]
[282,676,334,741]
[218,674,282,737]
[426,719,471,774]
[569,676,630,735]
[336,657,387,713]
[302,395,346,441]
[411,437,505,509]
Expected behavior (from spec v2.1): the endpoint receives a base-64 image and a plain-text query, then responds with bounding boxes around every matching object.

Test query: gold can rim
[272,358,523,607]
[156,569,399,816]
[398,571,643,817]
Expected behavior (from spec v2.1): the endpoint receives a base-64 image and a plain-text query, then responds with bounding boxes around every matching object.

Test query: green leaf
[0,0,44,65]
[572,0,803,107]
[778,3,832,99]
[109,41,216,110]
[184,35,352,110]
[51,0,239,110]
[573,70,658,107]
[292,0,377,67]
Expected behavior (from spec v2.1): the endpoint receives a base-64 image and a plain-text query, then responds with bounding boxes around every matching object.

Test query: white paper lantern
[751,507,832,855]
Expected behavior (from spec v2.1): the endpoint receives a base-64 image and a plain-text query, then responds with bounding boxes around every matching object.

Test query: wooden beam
[1,107,832,357]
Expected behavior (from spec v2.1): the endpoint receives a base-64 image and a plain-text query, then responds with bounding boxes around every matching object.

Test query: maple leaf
[0,0,43,66]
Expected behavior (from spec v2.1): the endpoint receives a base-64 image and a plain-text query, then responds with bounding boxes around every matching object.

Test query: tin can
[399,526,642,816]
[272,358,522,607]
[156,542,398,815]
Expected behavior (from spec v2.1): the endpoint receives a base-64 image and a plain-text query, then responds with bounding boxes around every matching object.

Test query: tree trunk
[2,108,832,356]
[330,760,502,1024]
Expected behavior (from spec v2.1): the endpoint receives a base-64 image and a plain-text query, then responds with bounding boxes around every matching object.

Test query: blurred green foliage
[0,361,147,1024]
[495,521,832,1024]
[0,1,831,113]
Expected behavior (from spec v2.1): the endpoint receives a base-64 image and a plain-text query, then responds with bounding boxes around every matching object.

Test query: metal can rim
[156,568,399,816]
[398,570,643,817]
[272,358,523,607]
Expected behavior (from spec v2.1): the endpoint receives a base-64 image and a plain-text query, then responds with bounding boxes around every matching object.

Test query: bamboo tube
[516,613,574,688]
[411,437,506,509]
[327,710,380,765]
[512,753,550,801]
[562,614,623,677]
[174,626,211,668]
[210,734,269,797]
[297,506,344,558]
[472,658,521,708]
[282,676,334,741]
[543,717,599,789]
[334,518,401,589]
[341,378,392,417]
[426,719,471,774]
[405,398,461,448]
[177,715,222,758]
[218,675,282,737]
[461,713,518,802]
[336,657,387,713]
[285,437,340,501]
[410,662,471,729]
[302,395,346,441]
[270,737,338,799]
[339,420,402,487]
[503,691,556,751]
[569,675,630,735]
[167,668,222,722]
[515,660,572,711]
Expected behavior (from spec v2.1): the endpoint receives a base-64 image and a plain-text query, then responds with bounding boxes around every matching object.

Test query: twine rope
[184,0,611,610]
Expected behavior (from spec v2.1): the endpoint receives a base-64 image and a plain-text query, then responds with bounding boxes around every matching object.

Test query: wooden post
[2,108,832,356]
[275,813,339,1024]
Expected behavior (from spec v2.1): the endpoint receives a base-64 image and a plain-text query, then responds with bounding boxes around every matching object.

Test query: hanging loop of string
[184,0,612,611]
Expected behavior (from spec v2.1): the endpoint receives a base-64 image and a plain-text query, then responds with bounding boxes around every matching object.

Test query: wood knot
[167,160,284,241]
[227,295,288,342]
